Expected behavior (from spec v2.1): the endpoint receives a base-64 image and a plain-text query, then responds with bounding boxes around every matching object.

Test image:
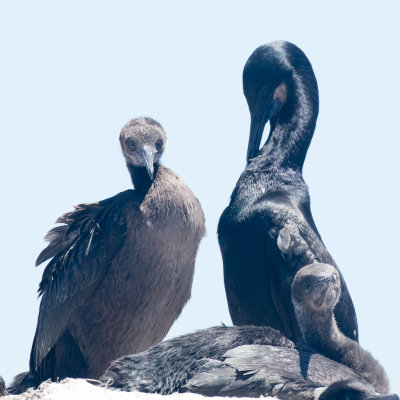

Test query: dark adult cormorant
[101,264,394,400]
[218,41,358,341]
[11,117,205,393]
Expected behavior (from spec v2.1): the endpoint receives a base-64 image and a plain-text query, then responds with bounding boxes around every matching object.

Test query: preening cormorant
[11,117,205,393]
[101,264,394,400]
[218,40,358,342]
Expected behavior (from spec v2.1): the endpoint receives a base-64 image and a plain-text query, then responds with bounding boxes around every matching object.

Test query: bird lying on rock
[101,263,395,400]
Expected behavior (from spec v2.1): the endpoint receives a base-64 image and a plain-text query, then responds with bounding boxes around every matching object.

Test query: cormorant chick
[11,117,205,393]
[292,263,389,395]
[100,264,395,400]
[218,40,358,342]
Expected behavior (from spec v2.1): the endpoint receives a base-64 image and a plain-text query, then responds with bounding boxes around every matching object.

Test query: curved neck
[256,70,319,172]
[300,311,388,394]
[127,163,158,193]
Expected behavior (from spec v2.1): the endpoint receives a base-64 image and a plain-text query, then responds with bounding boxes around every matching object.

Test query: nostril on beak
[331,274,337,283]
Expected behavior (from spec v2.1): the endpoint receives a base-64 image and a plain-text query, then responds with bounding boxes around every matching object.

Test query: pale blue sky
[0,0,399,393]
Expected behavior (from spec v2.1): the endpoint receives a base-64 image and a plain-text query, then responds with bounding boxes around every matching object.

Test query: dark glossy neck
[127,163,158,193]
[254,70,318,172]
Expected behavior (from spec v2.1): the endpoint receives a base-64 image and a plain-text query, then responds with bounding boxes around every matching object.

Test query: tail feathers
[7,371,37,395]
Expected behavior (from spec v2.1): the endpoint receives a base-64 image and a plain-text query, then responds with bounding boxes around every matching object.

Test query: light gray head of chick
[120,117,167,180]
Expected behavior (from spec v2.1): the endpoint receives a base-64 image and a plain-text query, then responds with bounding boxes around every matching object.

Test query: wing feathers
[31,190,136,372]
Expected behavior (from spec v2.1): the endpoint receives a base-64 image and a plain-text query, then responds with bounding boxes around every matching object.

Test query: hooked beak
[246,97,282,163]
[314,273,338,290]
[313,273,339,307]
[320,273,338,285]
[138,146,155,180]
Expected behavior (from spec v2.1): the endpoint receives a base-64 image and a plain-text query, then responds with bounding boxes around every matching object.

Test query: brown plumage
[11,117,205,393]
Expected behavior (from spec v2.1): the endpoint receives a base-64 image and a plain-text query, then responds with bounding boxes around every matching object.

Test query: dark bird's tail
[7,371,37,395]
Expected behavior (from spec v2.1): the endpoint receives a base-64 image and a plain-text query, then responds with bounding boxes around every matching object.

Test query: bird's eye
[127,140,136,151]
[155,139,163,151]
[303,279,311,291]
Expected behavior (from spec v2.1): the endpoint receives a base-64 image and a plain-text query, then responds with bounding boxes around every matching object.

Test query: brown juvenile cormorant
[101,264,395,400]
[11,117,205,393]
[218,41,358,342]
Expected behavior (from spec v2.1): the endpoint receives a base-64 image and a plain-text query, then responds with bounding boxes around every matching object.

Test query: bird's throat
[128,163,158,193]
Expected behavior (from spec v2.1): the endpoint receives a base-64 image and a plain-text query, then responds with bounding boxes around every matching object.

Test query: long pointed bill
[247,113,266,163]
[139,147,155,180]
[246,97,282,163]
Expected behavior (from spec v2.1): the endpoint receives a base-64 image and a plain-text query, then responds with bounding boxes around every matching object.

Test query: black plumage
[185,346,393,400]
[102,336,383,400]
[0,376,6,396]
[102,325,294,394]
[218,41,358,341]
[101,264,395,400]
[11,117,205,393]
[319,380,398,400]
